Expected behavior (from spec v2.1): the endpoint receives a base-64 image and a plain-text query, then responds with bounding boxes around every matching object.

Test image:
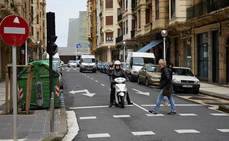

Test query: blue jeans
[154,89,176,112]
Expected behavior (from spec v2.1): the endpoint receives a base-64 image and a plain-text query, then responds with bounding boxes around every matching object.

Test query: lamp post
[161,30,168,61]
[123,41,126,62]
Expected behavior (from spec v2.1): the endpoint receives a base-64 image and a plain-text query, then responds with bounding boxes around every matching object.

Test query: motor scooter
[114,77,127,108]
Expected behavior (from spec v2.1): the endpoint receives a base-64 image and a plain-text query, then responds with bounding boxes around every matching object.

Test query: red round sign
[0,15,29,47]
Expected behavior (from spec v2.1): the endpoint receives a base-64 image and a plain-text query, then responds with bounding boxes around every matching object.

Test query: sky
[46,0,87,47]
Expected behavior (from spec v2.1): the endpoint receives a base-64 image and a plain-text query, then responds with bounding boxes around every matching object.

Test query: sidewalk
[200,82,229,100]
[0,81,67,141]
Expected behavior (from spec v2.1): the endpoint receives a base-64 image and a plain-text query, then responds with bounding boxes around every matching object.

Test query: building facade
[95,0,119,62]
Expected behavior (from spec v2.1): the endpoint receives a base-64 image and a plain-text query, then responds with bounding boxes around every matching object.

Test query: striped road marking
[113,115,131,118]
[95,80,99,83]
[69,104,134,110]
[145,113,164,117]
[210,113,229,116]
[79,116,97,120]
[217,129,229,133]
[87,133,111,138]
[100,83,105,87]
[179,113,198,116]
[132,131,155,136]
[175,129,200,134]
[141,104,202,107]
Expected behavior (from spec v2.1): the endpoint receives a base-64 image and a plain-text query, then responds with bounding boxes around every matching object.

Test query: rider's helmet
[114,60,121,70]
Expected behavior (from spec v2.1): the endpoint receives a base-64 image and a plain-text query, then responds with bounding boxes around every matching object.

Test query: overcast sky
[46,0,87,47]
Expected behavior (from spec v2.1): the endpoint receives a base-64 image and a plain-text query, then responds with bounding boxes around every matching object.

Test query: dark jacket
[111,69,127,83]
[160,67,172,89]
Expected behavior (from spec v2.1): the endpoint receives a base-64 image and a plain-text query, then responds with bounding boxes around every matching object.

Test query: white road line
[217,129,229,133]
[87,133,111,138]
[95,80,99,83]
[0,139,26,141]
[113,115,131,118]
[132,131,155,136]
[179,113,198,116]
[175,129,200,134]
[69,105,134,110]
[145,113,164,117]
[133,102,149,112]
[100,83,105,87]
[141,104,202,107]
[79,116,97,120]
[210,113,229,116]
[63,111,79,141]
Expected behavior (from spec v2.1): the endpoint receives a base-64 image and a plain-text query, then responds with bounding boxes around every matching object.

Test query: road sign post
[0,15,29,141]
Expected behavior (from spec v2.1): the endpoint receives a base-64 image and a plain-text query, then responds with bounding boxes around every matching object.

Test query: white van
[79,54,97,73]
[126,52,156,81]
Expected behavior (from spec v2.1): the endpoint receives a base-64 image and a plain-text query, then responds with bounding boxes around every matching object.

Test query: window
[171,0,176,18]
[126,20,128,34]
[126,0,128,10]
[155,0,159,19]
[106,32,113,42]
[106,0,113,8]
[146,6,152,24]
[106,16,113,25]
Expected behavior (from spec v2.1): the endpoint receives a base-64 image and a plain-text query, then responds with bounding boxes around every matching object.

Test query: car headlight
[194,80,200,84]
[173,79,181,83]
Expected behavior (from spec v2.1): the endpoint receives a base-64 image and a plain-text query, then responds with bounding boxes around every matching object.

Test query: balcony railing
[116,35,123,43]
[187,0,229,19]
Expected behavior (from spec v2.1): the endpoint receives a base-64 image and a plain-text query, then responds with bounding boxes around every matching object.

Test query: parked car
[138,64,161,86]
[172,67,200,94]
[68,60,77,68]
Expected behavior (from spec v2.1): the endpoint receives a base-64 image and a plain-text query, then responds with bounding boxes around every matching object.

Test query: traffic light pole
[49,53,54,132]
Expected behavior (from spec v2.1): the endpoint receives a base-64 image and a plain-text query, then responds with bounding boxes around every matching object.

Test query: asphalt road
[63,67,229,141]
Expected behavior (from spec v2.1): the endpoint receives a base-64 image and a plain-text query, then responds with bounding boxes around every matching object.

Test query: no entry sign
[0,15,29,47]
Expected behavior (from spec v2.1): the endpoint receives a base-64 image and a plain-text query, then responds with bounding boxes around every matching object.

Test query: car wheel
[193,89,199,94]
[145,78,149,86]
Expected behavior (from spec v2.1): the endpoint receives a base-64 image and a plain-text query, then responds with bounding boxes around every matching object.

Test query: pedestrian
[149,59,176,115]
[109,60,132,107]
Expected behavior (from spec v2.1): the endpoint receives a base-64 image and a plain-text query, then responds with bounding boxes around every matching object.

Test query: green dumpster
[18,60,60,110]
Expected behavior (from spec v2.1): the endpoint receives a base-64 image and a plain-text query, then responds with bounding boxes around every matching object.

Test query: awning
[137,40,162,52]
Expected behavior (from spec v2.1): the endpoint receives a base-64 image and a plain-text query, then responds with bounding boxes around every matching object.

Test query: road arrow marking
[132,88,150,96]
[69,89,96,97]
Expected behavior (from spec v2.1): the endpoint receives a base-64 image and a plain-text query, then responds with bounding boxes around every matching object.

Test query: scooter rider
[109,60,132,107]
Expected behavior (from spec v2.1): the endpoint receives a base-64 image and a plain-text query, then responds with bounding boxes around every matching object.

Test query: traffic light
[46,12,57,56]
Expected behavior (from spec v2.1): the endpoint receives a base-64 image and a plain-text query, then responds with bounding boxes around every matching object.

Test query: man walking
[149,59,176,115]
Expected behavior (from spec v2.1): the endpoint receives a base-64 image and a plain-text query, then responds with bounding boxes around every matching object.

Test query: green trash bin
[18,60,60,110]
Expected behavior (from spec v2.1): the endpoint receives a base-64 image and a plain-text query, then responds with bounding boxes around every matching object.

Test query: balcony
[116,35,123,43]
[187,0,229,19]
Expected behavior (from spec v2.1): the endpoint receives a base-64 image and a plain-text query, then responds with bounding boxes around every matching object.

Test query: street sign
[0,15,29,47]
[76,43,81,48]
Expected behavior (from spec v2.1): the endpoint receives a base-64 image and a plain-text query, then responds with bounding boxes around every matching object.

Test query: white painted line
[113,115,131,118]
[179,113,198,116]
[73,68,76,71]
[133,102,149,112]
[175,129,200,134]
[210,113,229,116]
[80,116,97,120]
[217,129,229,133]
[145,113,164,117]
[100,83,105,87]
[4,27,25,34]
[132,131,155,136]
[141,104,202,107]
[69,104,134,110]
[63,111,79,141]
[95,80,99,83]
[0,139,26,141]
[87,133,111,138]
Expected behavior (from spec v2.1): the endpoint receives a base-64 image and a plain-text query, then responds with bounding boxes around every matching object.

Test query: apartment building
[0,0,46,80]
[87,0,97,54]
[95,0,119,62]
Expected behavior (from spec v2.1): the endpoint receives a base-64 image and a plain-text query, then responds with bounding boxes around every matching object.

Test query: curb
[199,90,229,101]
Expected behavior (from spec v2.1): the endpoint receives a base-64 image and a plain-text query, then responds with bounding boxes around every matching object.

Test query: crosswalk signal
[47,12,57,56]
